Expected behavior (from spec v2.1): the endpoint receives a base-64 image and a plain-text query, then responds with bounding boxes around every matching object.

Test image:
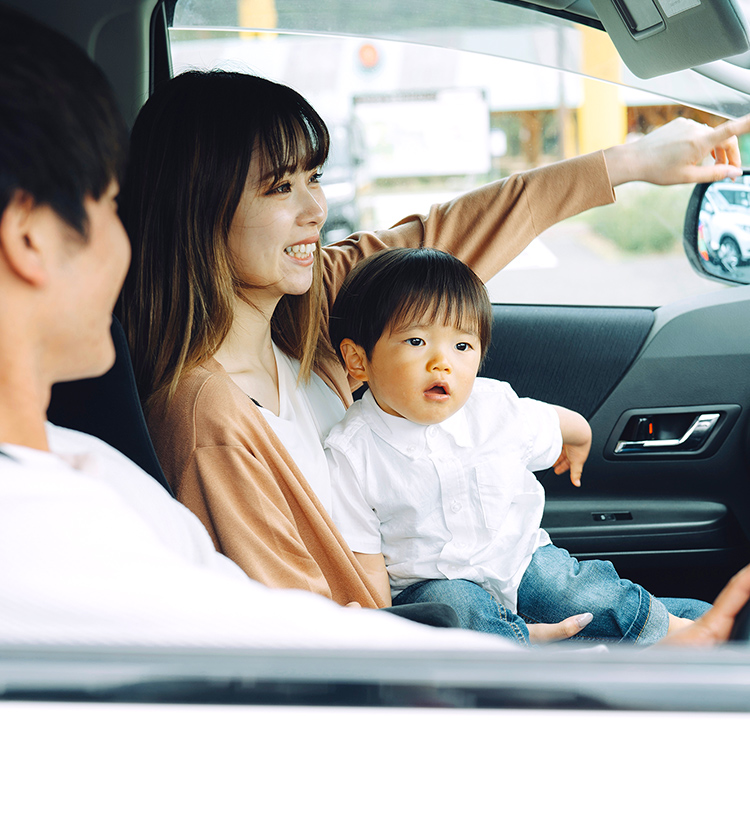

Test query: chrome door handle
[614,413,720,454]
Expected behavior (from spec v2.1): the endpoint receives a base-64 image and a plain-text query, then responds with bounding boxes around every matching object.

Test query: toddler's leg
[659,596,711,620]
[517,544,670,645]
[393,579,531,646]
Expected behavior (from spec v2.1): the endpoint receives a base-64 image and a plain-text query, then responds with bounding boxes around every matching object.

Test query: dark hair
[117,70,334,410]
[0,5,127,235]
[330,247,492,363]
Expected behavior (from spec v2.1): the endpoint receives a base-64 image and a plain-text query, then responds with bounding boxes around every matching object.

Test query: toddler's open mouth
[425,383,449,396]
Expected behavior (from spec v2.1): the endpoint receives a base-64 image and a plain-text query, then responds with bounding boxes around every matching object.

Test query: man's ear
[339,339,369,381]
[0,192,52,288]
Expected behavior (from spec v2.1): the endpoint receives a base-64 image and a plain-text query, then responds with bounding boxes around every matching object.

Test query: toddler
[325,247,705,644]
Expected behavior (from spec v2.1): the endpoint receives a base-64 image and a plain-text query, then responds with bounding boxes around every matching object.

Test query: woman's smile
[284,242,317,262]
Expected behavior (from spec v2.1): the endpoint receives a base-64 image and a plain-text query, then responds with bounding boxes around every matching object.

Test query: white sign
[354,88,491,178]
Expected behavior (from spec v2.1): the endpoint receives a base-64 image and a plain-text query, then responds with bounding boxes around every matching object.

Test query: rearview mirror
[684,174,750,286]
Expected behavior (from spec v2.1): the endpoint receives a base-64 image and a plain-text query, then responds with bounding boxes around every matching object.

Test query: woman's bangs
[257,108,329,184]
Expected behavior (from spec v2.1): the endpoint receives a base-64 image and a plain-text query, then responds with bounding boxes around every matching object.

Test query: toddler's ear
[339,339,369,382]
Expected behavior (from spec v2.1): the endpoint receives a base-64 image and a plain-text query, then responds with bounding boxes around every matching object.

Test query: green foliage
[583,183,693,254]
[739,134,750,165]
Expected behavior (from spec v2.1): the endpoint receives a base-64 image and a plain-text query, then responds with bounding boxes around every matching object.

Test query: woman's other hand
[527,612,594,643]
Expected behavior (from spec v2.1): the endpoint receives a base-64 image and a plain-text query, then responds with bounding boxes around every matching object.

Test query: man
[0,4,748,650]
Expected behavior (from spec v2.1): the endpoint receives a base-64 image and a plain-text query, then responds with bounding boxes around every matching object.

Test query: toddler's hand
[553,441,590,487]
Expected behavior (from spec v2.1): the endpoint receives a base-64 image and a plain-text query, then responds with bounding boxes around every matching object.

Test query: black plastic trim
[149,0,174,93]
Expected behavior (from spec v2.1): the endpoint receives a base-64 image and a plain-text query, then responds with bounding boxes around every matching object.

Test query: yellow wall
[578,26,627,154]
[238,0,277,33]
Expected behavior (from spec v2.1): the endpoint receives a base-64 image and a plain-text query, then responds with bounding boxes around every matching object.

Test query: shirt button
[427,427,436,437]
[451,500,461,512]
[406,445,415,454]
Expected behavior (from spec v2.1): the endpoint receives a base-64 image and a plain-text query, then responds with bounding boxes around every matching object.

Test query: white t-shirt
[0,424,511,652]
[325,379,562,611]
[257,345,345,513]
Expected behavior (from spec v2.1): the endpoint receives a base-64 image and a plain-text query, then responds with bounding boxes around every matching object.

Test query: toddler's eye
[310,170,323,184]
[405,338,424,347]
[456,342,474,351]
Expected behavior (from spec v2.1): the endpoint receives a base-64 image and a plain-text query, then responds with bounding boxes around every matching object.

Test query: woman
[119,70,744,640]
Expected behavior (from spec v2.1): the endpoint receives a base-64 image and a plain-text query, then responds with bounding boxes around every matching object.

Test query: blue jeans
[393,577,533,645]
[392,544,711,647]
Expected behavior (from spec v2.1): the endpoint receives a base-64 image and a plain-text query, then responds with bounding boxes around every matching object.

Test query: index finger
[707,114,750,164]
[568,462,583,487]
[712,113,750,142]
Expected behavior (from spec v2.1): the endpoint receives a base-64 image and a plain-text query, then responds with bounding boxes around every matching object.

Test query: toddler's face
[363,319,482,425]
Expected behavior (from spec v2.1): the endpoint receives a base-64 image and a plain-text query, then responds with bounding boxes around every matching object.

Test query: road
[364,189,732,308]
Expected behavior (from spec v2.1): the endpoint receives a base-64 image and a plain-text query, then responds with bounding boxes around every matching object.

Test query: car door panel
[482,304,654,418]
[485,290,750,601]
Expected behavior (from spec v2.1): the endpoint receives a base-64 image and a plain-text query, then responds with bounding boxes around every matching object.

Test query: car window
[169,2,748,307]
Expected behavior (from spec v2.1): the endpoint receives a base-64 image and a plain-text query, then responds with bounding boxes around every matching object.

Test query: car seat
[47,315,173,494]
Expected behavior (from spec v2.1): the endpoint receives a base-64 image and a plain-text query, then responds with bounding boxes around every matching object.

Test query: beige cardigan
[149,153,615,608]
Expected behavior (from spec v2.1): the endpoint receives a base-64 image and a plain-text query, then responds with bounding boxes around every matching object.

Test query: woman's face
[228,153,328,314]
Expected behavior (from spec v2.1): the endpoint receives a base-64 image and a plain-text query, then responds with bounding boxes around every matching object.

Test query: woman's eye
[405,338,424,347]
[268,181,292,195]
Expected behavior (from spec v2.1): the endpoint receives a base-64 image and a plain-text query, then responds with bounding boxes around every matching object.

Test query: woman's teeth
[285,243,316,259]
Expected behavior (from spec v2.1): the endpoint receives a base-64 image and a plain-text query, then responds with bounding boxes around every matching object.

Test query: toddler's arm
[353,552,393,607]
[551,405,591,487]
[325,439,393,607]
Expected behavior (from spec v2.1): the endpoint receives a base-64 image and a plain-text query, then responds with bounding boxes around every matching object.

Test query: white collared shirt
[325,378,562,610]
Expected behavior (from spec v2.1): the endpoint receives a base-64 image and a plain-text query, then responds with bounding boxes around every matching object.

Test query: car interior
[9,1,750,814]
[6,0,750,725]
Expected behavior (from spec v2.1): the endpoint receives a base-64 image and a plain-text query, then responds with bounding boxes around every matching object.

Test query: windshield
[168,0,747,307]
[172,0,750,119]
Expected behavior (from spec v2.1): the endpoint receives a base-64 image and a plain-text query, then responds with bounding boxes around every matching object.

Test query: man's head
[0,6,130,386]
[329,247,492,425]
[0,6,127,234]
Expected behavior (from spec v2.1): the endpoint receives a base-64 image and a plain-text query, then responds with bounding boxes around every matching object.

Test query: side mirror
[684,174,750,285]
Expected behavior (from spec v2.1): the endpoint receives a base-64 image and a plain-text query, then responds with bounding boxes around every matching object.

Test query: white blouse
[258,344,346,513]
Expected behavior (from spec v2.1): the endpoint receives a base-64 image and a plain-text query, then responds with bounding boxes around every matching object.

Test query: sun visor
[590,0,750,77]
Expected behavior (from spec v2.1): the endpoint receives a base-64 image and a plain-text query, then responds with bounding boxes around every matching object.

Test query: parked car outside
[700,183,750,273]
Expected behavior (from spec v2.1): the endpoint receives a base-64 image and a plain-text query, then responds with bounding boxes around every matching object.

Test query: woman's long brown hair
[117,70,336,412]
